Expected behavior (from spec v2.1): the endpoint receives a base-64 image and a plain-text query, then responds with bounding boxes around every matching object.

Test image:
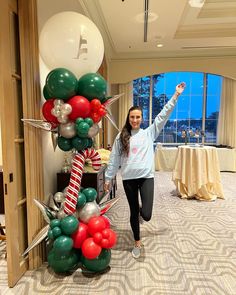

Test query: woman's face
[129,109,142,130]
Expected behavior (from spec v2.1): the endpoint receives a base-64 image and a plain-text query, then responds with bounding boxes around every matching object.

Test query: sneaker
[131,244,143,259]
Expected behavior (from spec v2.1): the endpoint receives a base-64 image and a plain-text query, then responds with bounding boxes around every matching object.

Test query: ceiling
[77,0,236,60]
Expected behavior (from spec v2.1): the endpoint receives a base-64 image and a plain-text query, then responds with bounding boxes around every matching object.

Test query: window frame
[133,72,222,145]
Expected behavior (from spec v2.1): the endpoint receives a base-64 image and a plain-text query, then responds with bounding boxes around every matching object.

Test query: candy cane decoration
[64,148,101,215]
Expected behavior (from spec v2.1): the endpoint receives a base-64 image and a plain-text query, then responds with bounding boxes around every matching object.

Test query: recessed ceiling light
[189,0,205,8]
[135,12,158,23]
[156,44,163,48]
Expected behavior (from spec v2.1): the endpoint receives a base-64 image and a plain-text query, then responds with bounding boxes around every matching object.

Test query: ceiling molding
[199,3,236,18]
[77,0,116,60]
[182,45,236,49]
[175,24,236,38]
[74,0,236,61]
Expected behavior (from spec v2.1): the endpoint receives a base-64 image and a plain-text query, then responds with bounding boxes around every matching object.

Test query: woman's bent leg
[139,178,154,221]
[123,179,140,241]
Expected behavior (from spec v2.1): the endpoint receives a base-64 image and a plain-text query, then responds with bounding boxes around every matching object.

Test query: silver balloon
[54,192,65,203]
[33,199,51,223]
[57,115,68,124]
[59,122,76,138]
[63,186,68,195]
[22,224,50,256]
[77,201,100,223]
[54,99,63,106]
[61,103,72,115]
[103,93,124,108]
[21,119,53,131]
[51,108,60,117]
[57,209,67,219]
[48,193,59,211]
[105,111,119,131]
[54,105,61,111]
[88,124,99,138]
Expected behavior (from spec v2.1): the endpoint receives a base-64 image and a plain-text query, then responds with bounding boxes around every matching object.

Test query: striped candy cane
[64,148,101,215]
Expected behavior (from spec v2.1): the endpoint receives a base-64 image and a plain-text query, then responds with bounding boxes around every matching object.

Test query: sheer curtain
[118,82,133,129]
[217,77,236,148]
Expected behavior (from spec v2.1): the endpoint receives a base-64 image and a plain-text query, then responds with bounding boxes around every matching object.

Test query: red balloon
[42,99,58,123]
[101,228,110,239]
[67,95,91,120]
[90,112,101,123]
[100,228,117,249]
[100,216,110,228]
[88,216,106,236]
[90,99,101,111]
[98,106,107,117]
[93,232,103,244]
[100,238,110,248]
[81,237,101,259]
[71,222,88,248]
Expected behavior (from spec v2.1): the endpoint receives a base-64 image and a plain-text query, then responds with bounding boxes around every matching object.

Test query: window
[133,72,222,144]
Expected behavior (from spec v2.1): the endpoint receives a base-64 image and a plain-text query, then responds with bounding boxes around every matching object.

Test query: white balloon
[39,12,104,79]
[51,108,60,117]
[61,103,72,115]
[54,99,63,106]
[57,115,69,124]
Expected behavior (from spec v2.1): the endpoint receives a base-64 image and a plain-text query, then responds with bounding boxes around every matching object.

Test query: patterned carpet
[0,172,236,295]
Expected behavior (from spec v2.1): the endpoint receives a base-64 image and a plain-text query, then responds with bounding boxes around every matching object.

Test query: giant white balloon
[39,12,104,79]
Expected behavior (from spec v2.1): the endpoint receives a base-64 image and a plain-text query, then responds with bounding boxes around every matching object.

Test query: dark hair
[120,106,142,156]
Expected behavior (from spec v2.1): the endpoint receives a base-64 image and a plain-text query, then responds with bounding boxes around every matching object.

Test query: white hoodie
[105,97,177,182]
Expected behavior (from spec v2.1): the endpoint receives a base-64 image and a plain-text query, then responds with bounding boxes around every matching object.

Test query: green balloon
[46,68,78,100]
[75,117,84,126]
[81,249,111,272]
[48,249,80,273]
[83,188,97,202]
[58,136,72,151]
[53,235,73,254]
[85,138,93,148]
[47,229,54,240]
[77,73,107,101]
[76,122,90,138]
[43,85,52,100]
[60,215,79,235]
[84,118,94,127]
[52,226,62,238]
[72,136,87,151]
[77,192,87,208]
[50,219,61,229]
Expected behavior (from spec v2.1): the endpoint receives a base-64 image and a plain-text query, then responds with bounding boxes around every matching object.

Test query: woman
[104,82,185,258]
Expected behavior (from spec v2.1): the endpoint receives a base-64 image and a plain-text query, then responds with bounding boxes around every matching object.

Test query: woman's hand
[175,82,186,95]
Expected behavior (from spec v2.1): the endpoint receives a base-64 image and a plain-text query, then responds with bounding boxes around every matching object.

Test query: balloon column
[21,11,122,274]
[39,67,119,273]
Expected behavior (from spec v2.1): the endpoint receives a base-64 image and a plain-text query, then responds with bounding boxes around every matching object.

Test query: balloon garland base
[47,245,112,274]
[46,204,116,274]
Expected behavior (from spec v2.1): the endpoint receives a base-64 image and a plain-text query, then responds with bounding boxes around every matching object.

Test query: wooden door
[0,0,44,287]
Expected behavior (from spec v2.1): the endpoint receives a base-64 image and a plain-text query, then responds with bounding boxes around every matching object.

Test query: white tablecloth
[172,146,224,201]
[155,146,236,172]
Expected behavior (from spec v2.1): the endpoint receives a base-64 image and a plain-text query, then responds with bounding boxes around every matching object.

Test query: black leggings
[123,178,154,241]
